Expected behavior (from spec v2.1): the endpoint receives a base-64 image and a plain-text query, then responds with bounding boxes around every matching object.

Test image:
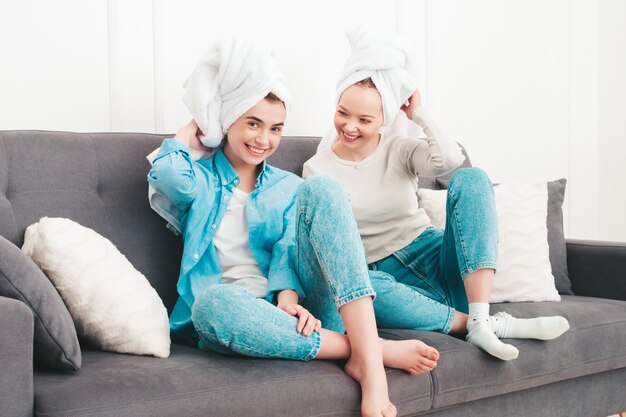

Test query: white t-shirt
[213,187,268,298]
[303,107,465,263]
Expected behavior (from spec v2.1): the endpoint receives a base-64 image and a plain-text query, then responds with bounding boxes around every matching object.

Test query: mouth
[341,130,360,143]
[245,144,269,157]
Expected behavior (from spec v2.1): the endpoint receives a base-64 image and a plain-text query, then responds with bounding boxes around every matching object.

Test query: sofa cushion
[381,295,626,410]
[418,179,561,303]
[33,343,432,417]
[436,177,572,295]
[0,235,81,371]
[546,178,572,294]
[23,217,171,358]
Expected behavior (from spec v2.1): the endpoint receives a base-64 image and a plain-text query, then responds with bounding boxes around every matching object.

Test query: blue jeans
[191,176,375,360]
[369,168,498,334]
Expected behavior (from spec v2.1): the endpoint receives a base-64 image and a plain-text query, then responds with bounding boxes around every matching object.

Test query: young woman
[303,27,570,361]
[148,38,438,417]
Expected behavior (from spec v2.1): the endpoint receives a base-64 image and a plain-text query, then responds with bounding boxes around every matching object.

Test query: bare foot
[344,357,398,417]
[382,339,440,375]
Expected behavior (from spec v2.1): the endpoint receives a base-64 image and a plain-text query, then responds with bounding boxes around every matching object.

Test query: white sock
[491,312,570,340]
[466,303,519,361]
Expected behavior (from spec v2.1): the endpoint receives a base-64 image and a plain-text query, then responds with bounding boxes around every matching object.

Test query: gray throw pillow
[434,177,572,295]
[0,235,81,371]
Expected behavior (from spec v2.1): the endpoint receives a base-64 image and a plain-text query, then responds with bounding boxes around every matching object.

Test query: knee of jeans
[448,168,492,195]
[192,285,242,326]
[298,175,349,209]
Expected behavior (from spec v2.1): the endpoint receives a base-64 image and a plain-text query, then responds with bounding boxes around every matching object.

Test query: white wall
[1,0,624,241]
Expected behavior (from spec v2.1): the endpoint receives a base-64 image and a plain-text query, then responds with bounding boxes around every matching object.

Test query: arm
[147,120,211,214]
[566,239,626,301]
[0,296,34,417]
[397,90,465,177]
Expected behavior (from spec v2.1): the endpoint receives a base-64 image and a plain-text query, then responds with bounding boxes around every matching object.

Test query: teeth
[246,144,266,155]
[343,131,358,140]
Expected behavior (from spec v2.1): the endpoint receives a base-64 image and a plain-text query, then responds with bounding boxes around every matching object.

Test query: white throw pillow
[417,178,560,303]
[22,217,171,357]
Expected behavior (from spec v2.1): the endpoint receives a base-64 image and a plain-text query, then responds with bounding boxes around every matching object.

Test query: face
[334,84,384,152]
[223,98,286,170]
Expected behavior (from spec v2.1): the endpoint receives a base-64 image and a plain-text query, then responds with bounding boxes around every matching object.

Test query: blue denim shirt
[148,138,303,343]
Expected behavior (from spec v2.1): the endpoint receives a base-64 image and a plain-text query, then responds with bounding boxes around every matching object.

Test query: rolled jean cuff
[335,287,377,310]
[442,308,456,334]
[460,261,498,280]
[302,331,322,361]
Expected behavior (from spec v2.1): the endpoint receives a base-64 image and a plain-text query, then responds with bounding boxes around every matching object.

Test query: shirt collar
[214,146,269,189]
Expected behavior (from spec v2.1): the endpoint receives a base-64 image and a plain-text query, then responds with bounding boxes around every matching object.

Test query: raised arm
[147,120,211,214]
[396,90,465,177]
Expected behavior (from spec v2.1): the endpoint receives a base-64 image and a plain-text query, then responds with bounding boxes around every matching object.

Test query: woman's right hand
[175,120,211,152]
[401,89,422,119]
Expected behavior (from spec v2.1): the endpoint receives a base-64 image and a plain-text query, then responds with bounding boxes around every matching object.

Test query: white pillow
[22,217,171,357]
[417,178,560,303]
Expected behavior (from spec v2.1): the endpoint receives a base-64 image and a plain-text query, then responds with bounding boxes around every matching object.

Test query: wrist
[277,289,299,307]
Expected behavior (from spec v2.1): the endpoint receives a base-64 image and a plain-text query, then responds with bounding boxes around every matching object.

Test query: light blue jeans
[191,176,375,361]
[369,168,498,334]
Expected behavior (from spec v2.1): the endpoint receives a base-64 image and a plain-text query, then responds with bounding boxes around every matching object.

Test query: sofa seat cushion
[382,295,626,410]
[33,343,432,417]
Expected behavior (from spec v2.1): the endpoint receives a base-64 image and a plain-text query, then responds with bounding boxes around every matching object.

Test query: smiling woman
[223,96,286,191]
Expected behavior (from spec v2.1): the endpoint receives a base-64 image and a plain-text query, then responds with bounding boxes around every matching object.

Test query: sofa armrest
[0,296,34,417]
[566,239,626,301]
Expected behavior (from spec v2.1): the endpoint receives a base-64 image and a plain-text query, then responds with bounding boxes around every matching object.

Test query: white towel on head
[318,25,418,153]
[183,37,292,148]
[146,37,291,235]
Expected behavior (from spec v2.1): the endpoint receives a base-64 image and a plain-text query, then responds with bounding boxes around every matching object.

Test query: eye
[337,110,347,116]
[360,119,371,124]
[248,121,259,128]
[271,126,283,133]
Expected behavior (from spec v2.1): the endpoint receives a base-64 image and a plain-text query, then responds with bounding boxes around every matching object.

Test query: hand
[279,304,322,337]
[175,119,212,152]
[400,89,422,119]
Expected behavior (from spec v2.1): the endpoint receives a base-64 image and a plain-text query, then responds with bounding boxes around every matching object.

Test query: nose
[344,119,358,133]
[255,130,270,146]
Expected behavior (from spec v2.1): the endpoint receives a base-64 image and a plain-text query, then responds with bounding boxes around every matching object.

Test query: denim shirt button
[193,253,199,259]
[211,224,216,229]
[224,195,229,200]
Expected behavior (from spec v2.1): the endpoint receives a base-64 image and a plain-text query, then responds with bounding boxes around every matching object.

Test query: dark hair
[264,92,282,102]
[356,77,377,89]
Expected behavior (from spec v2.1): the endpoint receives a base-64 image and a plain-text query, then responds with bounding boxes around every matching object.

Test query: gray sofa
[1,130,625,417]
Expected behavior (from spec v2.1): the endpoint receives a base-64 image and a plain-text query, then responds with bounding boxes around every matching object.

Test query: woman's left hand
[401,89,422,119]
[279,304,322,337]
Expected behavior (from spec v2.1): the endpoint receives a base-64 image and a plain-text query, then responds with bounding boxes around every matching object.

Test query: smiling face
[333,82,384,160]
[223,96,286,173]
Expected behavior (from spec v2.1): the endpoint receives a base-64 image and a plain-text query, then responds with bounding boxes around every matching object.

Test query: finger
[303,315,317,337]
[314,319,322,332]
[284,305,297,316]
[297,313,308,334]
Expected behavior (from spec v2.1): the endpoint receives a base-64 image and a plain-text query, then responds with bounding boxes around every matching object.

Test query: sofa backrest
[0,131,470,313]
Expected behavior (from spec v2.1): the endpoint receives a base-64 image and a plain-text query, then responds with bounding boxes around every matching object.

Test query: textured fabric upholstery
[0,131,183,313]
[0,296,34,417]
[33,343,431,417]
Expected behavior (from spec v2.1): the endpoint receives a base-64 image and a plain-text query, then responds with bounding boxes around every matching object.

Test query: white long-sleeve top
[303,107,465,263]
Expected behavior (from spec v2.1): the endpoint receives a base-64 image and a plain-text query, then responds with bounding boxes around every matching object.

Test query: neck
[332,134,381,162]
